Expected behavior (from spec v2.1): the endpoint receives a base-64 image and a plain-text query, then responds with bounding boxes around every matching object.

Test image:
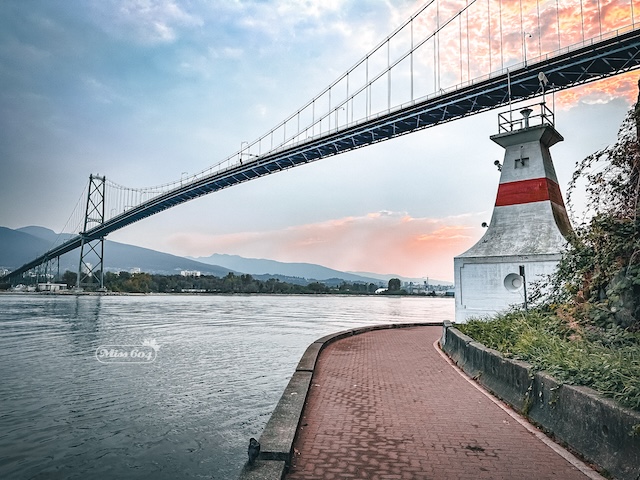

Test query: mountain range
[0,226,452,285]
[0,226,233,278]
[190,253,381,284]
[190,253,452,286]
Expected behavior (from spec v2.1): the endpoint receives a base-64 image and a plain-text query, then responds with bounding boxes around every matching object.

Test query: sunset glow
[167,211,488,281]
[1,0,637,282]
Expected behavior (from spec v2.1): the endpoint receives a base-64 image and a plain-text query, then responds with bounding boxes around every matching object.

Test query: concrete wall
[442,324,640,480]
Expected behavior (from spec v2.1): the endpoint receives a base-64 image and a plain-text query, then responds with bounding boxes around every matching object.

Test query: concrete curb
[237,321,443,480]
[441,322,640,480]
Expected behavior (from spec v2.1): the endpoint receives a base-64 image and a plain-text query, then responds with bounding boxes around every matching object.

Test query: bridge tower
[76,174,106,291]
[454,102,572,323]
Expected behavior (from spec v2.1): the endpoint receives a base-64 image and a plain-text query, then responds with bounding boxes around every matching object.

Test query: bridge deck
[3,28,640,281]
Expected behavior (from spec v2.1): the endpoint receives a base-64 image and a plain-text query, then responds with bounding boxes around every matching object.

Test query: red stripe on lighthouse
[495,178,564,207]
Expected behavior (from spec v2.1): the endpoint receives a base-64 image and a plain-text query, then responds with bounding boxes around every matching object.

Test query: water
[0,294,453,479]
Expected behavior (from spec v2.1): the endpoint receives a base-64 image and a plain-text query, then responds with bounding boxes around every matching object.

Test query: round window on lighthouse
[504,273,524,292]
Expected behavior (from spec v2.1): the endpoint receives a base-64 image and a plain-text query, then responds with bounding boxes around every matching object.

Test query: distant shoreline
[0,290,455,298]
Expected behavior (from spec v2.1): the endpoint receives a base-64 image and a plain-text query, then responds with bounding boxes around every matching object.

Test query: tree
[548,89,640,330]
[62,270,77,288]
[307,282,329,293]
[388,278,402,292]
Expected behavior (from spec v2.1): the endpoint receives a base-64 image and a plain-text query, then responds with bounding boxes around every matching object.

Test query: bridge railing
[58,7,640,227]
[5,16,640,283]
[177,21,640,197]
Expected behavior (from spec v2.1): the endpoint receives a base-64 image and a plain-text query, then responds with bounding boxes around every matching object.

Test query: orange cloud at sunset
[409,0,637,93]
[167,211,488,281]
[126,1,638,285]
[555,70,639,106]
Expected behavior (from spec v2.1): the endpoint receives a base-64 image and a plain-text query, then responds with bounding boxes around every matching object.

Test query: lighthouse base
[453,253,560,323]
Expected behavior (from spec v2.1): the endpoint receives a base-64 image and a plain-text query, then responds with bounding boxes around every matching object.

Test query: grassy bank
[458,310,640,412]
[456,87,640,414]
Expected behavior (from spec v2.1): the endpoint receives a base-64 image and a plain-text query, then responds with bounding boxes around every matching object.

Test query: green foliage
[388,278,402,291]
[459,101,640,411]
[98,271,369,295]
[459,311,640,411]
[62,270,77,288]
[548,104,640,330]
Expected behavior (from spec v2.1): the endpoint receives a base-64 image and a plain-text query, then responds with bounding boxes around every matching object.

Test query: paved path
[286,326,601,480]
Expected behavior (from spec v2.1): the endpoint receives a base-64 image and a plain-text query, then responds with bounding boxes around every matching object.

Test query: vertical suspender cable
[580,0,585,42]
[411,18,414,101]
[459,12,463,82]
[434,18,437,90]
[508,69,512,126]
[537,0,541,56]
[519,0,524,61]
[499,0,503,70]
[346,73,350,124]
[328,88,331,131]
[387,39,391,111]
[436,0,440,91]
[367,56,370,118]
[488,0,491,73]
[465,0,469,80]
[556,0,560,50]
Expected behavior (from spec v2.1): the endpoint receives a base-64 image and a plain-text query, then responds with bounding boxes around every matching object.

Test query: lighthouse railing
[497,102,555,133]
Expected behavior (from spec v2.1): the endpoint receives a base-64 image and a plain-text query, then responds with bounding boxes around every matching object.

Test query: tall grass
[458,310,640,411]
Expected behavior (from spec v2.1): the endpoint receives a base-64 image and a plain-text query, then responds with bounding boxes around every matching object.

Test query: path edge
[441,321,640,480]
[237,321,444,480]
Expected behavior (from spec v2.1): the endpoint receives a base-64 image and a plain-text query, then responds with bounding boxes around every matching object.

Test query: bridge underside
[3,28,640,282]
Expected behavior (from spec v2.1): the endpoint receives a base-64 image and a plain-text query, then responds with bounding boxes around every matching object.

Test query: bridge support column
[76,174,106,291]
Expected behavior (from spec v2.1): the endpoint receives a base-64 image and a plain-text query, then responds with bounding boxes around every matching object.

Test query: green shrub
[459,310,640,411]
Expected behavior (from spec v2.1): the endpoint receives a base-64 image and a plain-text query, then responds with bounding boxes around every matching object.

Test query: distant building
[37,283,67,292]
[180,270,201,277]
[454,103,571,323]
[130,267,141,274]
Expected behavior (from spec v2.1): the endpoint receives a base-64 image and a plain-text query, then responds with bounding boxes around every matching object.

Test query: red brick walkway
[286,326,601,480]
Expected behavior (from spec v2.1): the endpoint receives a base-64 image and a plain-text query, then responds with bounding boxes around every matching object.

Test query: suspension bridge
[3,0,640,287]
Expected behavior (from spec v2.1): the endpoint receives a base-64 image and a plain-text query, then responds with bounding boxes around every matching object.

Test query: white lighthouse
[454,102,572,323]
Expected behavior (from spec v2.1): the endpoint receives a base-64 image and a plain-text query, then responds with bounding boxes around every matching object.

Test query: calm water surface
[0,294,453,479]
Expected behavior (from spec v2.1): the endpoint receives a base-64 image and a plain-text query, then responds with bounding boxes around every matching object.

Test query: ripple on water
[0,294,453,479]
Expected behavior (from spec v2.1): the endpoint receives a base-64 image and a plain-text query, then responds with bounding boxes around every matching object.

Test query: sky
[0,0,638,282]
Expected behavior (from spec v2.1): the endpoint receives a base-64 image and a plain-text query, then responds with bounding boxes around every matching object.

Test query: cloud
[165,211,486,281]
[82,76,127,105]
[274,0,346,19]
[555,71,639,107]
[410,0,637,94]
[0,0,634,282]
[92,0,203,45]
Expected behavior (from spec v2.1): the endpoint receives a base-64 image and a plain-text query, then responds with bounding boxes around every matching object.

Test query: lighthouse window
[514,157,529,168]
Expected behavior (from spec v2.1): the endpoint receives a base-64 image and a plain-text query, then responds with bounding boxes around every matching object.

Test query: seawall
[237,322,443,480]
[441,321,640,480]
